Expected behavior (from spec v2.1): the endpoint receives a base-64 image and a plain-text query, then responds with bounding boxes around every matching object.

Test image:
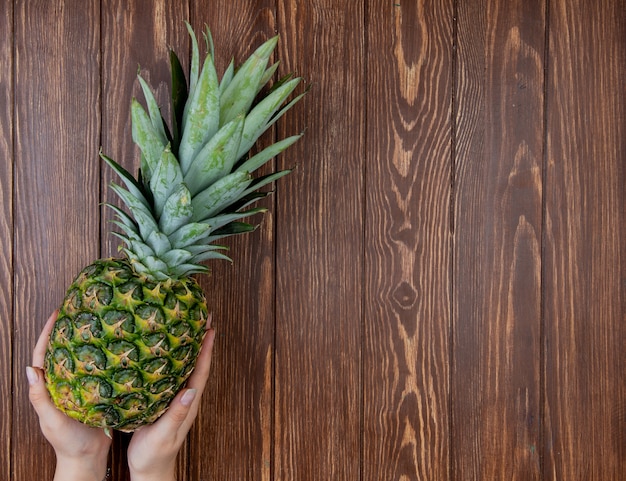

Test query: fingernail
[207,312,213,329]
[180,388,197,406]
[26,366,39,386]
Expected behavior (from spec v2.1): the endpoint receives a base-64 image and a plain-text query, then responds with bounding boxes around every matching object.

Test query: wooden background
[2,0,624,479]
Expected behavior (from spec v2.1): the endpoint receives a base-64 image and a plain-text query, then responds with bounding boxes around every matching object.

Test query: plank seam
[98,1,104,260]
[271,5,278,481]
[360,1,368,480]
[449,0,459,478]
[9,2,16,480]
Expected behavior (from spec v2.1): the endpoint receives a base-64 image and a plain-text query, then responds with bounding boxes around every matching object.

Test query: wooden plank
[363,1,453,479]
[452,0,545,478]
[0,2,13,481]
[186,3,278,480]
[100,0,189,258]
[100,2,189,479]
[274,1,363,479]
[12,1,101,479]
[543,0,626,478]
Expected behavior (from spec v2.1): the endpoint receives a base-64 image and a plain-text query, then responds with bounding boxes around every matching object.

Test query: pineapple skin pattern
[43,24,305,432]
[45,258,208,432]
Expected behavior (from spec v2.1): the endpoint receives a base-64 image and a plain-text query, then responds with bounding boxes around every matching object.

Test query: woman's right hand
[127,318,216,481]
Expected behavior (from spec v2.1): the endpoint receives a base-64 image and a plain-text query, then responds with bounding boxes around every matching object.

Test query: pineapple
[44,24,305,432]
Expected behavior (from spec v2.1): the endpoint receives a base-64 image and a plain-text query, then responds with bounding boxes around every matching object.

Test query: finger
[185,328,215,394]
[26,366,58,421]
[32,311,58,368]
[146,329,215,436]
[141,387,196,444]
[175,329,215,432]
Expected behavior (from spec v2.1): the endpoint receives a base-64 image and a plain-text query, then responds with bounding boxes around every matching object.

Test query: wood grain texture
[274,1,364,480]
[543,0,626,478]
[100,2,189,478]
[12,1,101,479]
[453,0,545,478]
[0,2,13,481]
[101,0,189,258]
[187,3,277,480]
[363,1,453,479]
[5,1,625,480]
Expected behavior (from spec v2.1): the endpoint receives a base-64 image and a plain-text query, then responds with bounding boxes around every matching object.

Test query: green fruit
[44,24,305,431]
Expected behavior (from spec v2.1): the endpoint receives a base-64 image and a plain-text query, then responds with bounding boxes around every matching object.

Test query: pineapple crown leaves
[104,24,305,281]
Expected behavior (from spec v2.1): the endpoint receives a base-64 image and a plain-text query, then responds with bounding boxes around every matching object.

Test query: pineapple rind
[44,258,208,432]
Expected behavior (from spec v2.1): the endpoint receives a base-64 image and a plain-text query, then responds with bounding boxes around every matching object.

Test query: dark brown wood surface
[12,2,102,480]
[543,1,626,478]
[453,0,545,478]
[188,4,278,480]
[364,1,452,479]
[3,1,624,480]
[0,2,13,481]
[274,1,363,480]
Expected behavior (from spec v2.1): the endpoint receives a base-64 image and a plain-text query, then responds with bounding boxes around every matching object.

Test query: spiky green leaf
[257,62,281,95]
[219,36,278,126]
[190,250,233,263]
[131,99,166,180]
[185,244,228,255]
[158,184,193,235]
[183,115,244,195]
[161,248,194,267]
[219,59,235,95]
[138,73,168,145]
[150,147,184,218]
[178,54,220,174]
[184,21,200,106]
[168,222,213,248]
[146,230,172,256]
[141,256,170,279]
[237,77,301,157]
[207,222,257,241]
[101,153,151,209]
[203,24,215,62]
[191,170,252,222]
[169,263,209,277]
[239,170,291,199]
[129,239,156,260]
[109,184,158,241]
[208,207,267,231]
[237,134,302,174]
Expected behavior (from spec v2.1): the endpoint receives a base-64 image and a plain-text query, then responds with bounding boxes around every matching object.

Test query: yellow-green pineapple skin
[44,258,208,432]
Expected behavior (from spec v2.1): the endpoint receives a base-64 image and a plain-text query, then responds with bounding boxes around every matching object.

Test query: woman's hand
[127,318,216,481]
[27,311,112,481]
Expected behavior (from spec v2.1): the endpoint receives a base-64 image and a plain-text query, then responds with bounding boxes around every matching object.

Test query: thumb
[26,366,53,414]
[163,388,197,427]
